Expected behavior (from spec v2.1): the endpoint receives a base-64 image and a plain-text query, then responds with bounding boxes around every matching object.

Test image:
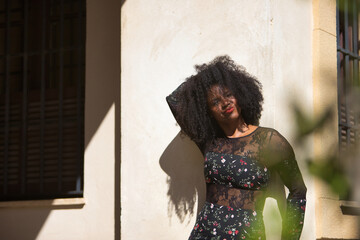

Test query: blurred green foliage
[307,155,350,198]
[292,86,360,200]
[293,104,333,141]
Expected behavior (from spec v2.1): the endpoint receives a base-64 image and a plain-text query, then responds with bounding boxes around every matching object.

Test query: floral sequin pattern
[204,152,270,190]
[282,199,306,239]
[189,202,265,240]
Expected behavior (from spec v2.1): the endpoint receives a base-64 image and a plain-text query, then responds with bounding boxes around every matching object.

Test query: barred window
[337,0,359,154]
[0,0,85,201]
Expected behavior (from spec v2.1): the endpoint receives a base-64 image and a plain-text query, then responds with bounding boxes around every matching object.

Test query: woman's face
[207,85,241,124]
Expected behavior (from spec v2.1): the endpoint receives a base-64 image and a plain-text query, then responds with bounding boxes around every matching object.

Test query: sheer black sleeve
[166,83,205,152]
[166,83,186,131]
[268,130,307,240]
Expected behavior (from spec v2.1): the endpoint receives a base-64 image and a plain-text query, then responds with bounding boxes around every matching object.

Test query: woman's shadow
[159,132,206,224]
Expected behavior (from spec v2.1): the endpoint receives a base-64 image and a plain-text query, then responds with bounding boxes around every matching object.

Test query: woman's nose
[221,98,230,109]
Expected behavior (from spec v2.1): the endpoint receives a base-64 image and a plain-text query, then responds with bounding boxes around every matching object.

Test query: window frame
[0,0,85,201]
[336,0,360,201]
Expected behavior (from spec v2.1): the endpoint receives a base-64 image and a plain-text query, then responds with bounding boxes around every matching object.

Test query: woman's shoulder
[257,127,296,159]
[256,126,286,137]
[253,126,279,138]
[255,126,292,147]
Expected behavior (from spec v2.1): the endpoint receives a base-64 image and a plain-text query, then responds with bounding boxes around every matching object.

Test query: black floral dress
[166,87,307,240]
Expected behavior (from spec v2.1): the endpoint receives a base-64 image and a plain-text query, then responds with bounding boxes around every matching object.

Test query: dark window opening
[336,0,359,200]
[0,0,85,201]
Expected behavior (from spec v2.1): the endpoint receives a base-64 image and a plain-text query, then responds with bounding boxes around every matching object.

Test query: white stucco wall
[121,0,314,239]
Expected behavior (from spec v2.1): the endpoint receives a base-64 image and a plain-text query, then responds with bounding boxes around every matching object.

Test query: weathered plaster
[121,0,313,239]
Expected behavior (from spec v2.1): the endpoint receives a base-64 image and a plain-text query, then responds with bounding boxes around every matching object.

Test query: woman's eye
[225,93,233,98]
[212,100,219,105]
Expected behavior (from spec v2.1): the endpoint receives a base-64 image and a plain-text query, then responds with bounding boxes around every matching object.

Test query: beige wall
[121,0,314,239]
[0,0,120,239]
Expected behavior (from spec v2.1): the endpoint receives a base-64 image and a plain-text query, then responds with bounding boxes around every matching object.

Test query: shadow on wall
[0,209,54,239]
[159,132,206,224]
[0,203,85,240]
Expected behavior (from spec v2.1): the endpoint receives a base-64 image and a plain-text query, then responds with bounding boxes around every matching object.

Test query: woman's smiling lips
[224,107,234,114]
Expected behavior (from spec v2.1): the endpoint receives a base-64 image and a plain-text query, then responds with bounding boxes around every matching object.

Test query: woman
[166,56,306,239]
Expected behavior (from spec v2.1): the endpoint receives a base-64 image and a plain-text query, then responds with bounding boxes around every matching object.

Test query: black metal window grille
[337,0,359,154]
[0,0,85,201]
